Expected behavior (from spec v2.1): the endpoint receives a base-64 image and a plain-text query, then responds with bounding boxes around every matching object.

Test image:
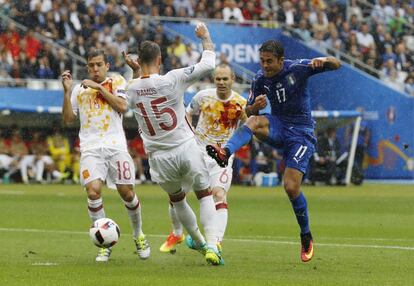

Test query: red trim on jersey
[125,201,140,210]
[88,204,103,212]
[140,75,150,79]
[215,203,228,210]
[184,115,195,134]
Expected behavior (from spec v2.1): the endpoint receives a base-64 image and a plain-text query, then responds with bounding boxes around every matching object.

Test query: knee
[245,116,261,131]
[283,177,301,199]
[120,188,135,202]
[86,182,102,200]
[213,188,226,203]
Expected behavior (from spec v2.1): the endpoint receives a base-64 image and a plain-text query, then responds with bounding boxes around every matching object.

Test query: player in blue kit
[206,40,341,262]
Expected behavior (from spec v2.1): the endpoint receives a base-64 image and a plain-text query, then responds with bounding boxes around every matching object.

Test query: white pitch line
[32,262,58,266]
[0,190,25,195]
[1,227,414,251]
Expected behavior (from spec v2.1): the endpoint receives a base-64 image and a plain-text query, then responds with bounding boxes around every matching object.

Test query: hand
[81,79,102,91]
[122,51,140,71]
[195,22,210,39]
[253,94,267,111]
[309,58,325,69]
[61,70,73,92]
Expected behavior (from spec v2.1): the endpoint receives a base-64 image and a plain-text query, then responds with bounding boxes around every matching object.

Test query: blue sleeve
[291,59,330,77]
[247,75,264,106]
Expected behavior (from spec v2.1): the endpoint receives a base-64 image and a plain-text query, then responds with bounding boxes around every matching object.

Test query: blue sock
[224,125,253,155]
[290,192,310,234]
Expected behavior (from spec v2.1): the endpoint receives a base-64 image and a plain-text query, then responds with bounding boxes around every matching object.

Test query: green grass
[1,184,413,285]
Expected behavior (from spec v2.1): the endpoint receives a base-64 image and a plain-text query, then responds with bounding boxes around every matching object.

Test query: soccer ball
[89,218,120,248]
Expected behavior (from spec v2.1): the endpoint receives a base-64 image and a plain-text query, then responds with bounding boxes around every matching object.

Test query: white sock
[35,160,45,181]
[199,195,218,251]
[87,197,105,222]
[171,198,205,245]
[215,203,228,243]
[169,203,183,236]
[123,194,143,239]
[52,170,63,179]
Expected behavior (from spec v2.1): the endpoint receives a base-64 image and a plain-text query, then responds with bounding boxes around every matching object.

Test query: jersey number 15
[137,97,178,136]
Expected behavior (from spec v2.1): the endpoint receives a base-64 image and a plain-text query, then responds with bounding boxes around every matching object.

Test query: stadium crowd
[0,0,413,95]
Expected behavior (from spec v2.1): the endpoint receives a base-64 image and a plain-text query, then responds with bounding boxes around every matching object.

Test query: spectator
[356,22,375,56]
[180,44,200,67]
[128,135,149,184]
[222,0,245,23]
[404,74,414,96]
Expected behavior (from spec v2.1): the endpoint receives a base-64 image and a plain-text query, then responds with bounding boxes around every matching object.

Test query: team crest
[287,74,296,86]
[82,170,90,179]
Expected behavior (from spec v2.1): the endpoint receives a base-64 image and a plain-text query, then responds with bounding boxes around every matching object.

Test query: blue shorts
[264,114,316,174]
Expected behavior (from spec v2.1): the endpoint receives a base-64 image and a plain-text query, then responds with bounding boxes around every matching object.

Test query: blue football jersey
[248,59,330,128]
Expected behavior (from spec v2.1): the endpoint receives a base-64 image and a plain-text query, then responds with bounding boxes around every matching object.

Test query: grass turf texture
[0,184,413,286]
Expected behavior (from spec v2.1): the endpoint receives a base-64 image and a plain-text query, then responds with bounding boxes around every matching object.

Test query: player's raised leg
[159,202,185,253]
[168,190,207,251]
[207,116,270,167]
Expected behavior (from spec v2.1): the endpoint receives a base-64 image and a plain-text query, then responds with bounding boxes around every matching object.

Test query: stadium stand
[0,0,413,184]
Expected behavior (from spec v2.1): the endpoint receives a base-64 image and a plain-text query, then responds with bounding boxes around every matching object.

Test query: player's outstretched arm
[81,79,128,114]
[61,70,76,126]
[195,22,214,52]
[175,22,215,85]
[310,57,341,70]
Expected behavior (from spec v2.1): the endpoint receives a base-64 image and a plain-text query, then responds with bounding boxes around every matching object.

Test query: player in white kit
[159,63,247,255]
[61,49,150,262]
[126,23,223,265]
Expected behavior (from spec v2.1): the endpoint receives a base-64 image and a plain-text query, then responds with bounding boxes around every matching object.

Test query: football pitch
[1,183,413,286]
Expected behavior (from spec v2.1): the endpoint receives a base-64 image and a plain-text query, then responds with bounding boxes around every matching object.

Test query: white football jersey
[127,50,216,154]
[187,88,247,147]
[70,75,128,152]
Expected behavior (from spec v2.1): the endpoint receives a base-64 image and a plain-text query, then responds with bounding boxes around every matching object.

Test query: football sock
[215,203,228,243]
[87,197,105,222]
[169,202,183,236]
[290,192,310,234]
[35,160,45,181]
[225,125,253,155]
[123,193,143,239]
[171,198,206,246]
[199,194,219,251]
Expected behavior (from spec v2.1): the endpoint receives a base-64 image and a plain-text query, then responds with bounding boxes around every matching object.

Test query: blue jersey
[248,59,329,128]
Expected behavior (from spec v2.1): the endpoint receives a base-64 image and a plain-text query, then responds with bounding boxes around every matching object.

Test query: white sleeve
[126,81,135,109]
[70,84,81,116]
[186,92,202,116]
[113,76,127,99]
[168,50,216,90]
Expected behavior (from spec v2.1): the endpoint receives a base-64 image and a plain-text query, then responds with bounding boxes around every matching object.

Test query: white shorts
[203,150,234,193]
[149,138,210,194]
[0,154,16,169]
[80,148,135,189]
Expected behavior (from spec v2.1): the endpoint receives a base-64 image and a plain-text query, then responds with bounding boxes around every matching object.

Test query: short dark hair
[138,41,161,65]
[259,40,284,58]
[215,63,235,78]
[87,49,108,63]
